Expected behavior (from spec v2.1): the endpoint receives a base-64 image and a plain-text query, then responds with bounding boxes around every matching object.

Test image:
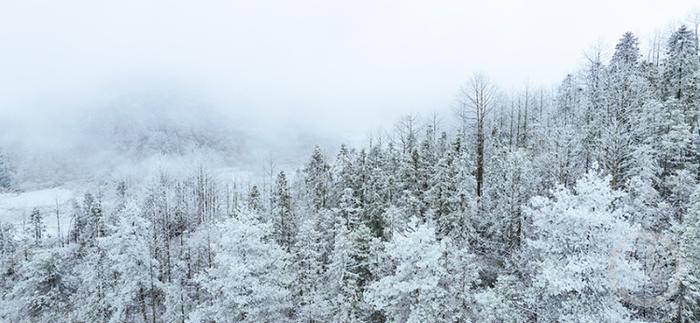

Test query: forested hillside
[2,25,700,322]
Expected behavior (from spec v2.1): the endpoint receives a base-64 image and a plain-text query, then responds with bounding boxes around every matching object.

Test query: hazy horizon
[2,3,700,322]
[2,0,699,143]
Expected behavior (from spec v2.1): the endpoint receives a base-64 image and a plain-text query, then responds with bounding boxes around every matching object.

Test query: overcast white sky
[1,0,699,139]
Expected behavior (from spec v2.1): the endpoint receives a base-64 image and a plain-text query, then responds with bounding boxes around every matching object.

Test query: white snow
[0,187,74,236]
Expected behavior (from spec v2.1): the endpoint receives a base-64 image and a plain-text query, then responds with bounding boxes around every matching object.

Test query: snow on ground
[0,187,74,238]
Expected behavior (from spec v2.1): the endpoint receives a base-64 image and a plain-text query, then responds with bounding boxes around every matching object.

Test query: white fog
[1,1,700,322]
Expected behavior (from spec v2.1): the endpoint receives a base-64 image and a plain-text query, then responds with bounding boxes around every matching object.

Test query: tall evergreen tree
[191,216,294,323]
[271,171,295,252]
[0,148,13,192]
[303,146,332,211]
[670,186,700,322]
[663,25,700,125]
[29,208,44,246]
[7,250,75,322]
[246,185,264,213]
[525,174,640,322]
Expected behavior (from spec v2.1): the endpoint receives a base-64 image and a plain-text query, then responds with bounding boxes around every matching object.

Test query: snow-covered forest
[3,11,700,323]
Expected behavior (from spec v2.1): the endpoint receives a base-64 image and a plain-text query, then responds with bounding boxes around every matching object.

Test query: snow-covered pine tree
[663,25,700,126]
[364,219,445,322]
[365,220,480,322]
[246,185,264,213]
[0,223,18,307]
[484,146,534,252]
[271,171,296,252]
[29,208,44,246]
[397,149,426,219]
[580,46,607,174]
[292,211,327,322]
[0,148,13,192]
[325,216,359,322]
[427,137,477,244]
[362,145,389,239]
[332,144,359,206]
[303,146,332,211]
[670,186,700,322]
[658,100,697,218]
[101,199,161,323]
[190,215,294,322]
[6,249,75,322]
[626,144,673,231]
[525,173,640,322]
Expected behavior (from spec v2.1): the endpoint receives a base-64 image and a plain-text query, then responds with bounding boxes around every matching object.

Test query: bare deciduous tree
[458,73,497,198]
[394,114,420,154]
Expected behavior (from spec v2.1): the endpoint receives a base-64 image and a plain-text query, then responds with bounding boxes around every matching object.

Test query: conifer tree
[191,216,294,323]
[7,250,75,322]
[525,173,640,322]
[29,208,44,246]
[246,184,264,213]
[671,186,700,322]
[271,171,295,252]
[0,149,13,192]
[663,25,700,124]
[303,146,332,211]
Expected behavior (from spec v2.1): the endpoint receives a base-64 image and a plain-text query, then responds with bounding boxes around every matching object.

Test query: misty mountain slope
[91,88,246,158]
[1,85,338,189]
[0,187,73,236]
[4,3,700,323]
